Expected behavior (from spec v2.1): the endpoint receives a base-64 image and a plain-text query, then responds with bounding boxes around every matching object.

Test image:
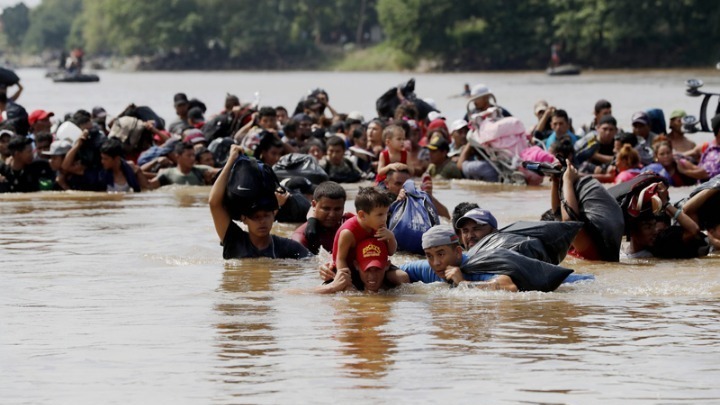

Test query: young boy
[292,181,354,254]
[376,124,408,182]
[332,187,397,275]
[209,144,312,260]
[319,135,363,183]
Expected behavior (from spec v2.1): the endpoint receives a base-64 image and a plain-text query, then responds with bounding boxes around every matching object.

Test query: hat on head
[28,110,54,125]
[449,119,469,133]
[669,109,686,120]
[427,118,448,133]
[427,111,445,122]
[598,115,617,127]
[91,106,107,118]
[470,84,493,99]
[426,132,450,151]
[356,238,389,271]
[422,225,461,249]
[42,139,72,156]
[534,100,549,115]
[347,111,365,123]
[0,129,14,139]
[454,208,498,230]
[631,111,650,126]
[183,129,206,145]
[173,93,189,106]
[188,107,205,121]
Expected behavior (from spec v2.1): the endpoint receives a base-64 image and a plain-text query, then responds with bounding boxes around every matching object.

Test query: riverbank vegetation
[1,0,719,71]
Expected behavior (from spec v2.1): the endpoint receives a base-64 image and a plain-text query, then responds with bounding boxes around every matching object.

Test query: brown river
[2,68,720,404]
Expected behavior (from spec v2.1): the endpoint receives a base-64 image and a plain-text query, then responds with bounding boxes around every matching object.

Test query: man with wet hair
[580,99,612,135]
[0,135,54,193]
[169,93,191,134]
[292,181,353,254]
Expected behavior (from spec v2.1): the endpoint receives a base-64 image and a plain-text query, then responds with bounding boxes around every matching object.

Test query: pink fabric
[520,146,555,164]
[614,170,640,184]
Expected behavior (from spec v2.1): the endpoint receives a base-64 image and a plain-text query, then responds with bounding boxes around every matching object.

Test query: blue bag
[387,179,441,254]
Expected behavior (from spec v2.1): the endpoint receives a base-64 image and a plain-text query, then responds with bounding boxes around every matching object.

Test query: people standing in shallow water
[209,144,311,260]
[292,181,353,255]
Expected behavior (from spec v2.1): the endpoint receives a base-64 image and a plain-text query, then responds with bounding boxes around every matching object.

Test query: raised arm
[208,144,242,241]
[61,130,88,175]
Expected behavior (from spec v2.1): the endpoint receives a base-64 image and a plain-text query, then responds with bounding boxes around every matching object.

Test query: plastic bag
[387,180,441,254]
[273,153,329,184]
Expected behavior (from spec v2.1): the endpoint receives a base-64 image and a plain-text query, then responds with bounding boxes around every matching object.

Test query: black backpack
[224,155,281,220]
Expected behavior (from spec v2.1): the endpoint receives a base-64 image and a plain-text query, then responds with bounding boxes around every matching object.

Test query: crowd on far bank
[2,77,720,295]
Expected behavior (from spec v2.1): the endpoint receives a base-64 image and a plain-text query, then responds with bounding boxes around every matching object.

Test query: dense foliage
[1,0,718,69]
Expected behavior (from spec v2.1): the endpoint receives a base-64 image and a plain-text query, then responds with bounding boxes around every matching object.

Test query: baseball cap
[449,119,469,133]
[28,110,54,125]
[356,238,389,271]
[454,208,498,230]
[669,109,686,120]
[631,111,650,126]
[41,139,72,156]
[426,133,450,151]
[427,111,445,121]
[534,100,549,115]
[421,225,461,249]
[183,129,206,145]
[173,92,189,106]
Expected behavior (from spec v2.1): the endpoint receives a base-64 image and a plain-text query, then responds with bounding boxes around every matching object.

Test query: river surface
[2,69,720,404]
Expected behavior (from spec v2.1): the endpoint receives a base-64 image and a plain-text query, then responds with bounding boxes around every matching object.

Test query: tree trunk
[355,0,367,46]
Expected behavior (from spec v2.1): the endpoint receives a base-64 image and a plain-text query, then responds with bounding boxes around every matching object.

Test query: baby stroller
[466,107,531,185]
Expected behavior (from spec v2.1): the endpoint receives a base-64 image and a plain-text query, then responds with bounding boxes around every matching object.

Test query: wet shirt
[0,160,54,193]
[399,254,495,283]
[292,212,355,255]
[222,221,312,260]
[156,165,211,186]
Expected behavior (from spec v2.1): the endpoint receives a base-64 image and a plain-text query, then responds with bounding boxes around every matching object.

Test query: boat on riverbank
[546,64,581,76]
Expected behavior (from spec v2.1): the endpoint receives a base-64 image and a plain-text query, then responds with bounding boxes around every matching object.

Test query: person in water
[315,238,392,294]
[209,144,311,260]
[292,181,354,255]
[454,208,499,250]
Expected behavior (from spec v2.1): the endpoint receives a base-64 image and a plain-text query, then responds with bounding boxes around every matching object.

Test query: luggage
[387,180,441,254]
[273,153,329,184]
[224,155,281,219]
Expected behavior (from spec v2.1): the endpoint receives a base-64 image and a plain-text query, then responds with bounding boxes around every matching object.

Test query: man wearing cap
[667,109,695,153]
[28,110,54,137]
[386,225,517,291]
[630,111,656,165]
[426,132,463,179]
[465,84,511,120]
[530,101,553,141]
[315,238,391,294]
[454,208,499,250]
[42,139,72,190]
[0,135,54,193]
[169,93,191,135]
[448,119,469,157]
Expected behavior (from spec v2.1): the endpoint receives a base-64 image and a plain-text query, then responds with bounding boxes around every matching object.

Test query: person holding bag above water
[209,144,311,260]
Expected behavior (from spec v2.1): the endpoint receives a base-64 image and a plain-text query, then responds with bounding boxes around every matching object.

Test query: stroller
[466,107,532,185]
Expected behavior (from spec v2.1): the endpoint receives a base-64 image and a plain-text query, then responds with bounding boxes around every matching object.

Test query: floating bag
[461,248,574,292]
[484,221,584,265]
[573,176,626,261]
[387,180,441,254]
[224,155,280,220]
[468,232,551,264]
[0,67,19,86]
[273,153,329,184]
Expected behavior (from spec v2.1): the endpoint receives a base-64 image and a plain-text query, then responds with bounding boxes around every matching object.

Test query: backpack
[273,153,329,184]
[224,155,281,220]
[387,179,441,254]
[201,112,243,141]
[119,105,166,130]
[108,116,148,152]
[607,172,667,238]
[699,143,720,178]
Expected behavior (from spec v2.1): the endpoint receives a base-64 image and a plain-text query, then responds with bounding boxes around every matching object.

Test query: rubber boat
[546,64,581,76]
[52,72,100,83]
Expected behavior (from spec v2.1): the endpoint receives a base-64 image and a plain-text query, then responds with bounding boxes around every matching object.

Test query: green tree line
[2,0,719,69]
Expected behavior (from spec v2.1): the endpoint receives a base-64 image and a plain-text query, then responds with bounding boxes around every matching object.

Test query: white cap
[55,121,83,144]
[450,119,469,133]
[470,84,493,99]
[427,111,445,121]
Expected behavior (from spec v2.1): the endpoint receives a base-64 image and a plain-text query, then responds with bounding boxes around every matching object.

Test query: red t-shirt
[331,215,374,267]
[375,149,408,183]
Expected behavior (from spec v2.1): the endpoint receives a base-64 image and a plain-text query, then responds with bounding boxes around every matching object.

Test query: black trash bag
[208,137,235,167]
[500,221,583,264]
[202,112,243,141]
[119,104,166,130]
[273,153,329,184]
[468,232,551,264]
[574,176,626,261]
[375,78,438,120]
[275,192,311,223]
[607,172,666,237]
[0,67,20,86]
[387,180,441,254]
[686,173,720,230]
[224,155,280,220]
[469,221,583,265]
[461,248,574,292]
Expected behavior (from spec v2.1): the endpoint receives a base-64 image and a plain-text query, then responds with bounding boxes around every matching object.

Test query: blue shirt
[399,254,496,284]
[544,131,578,150]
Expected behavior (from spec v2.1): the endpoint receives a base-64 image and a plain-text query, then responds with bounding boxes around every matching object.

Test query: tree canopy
[1,0,718,70]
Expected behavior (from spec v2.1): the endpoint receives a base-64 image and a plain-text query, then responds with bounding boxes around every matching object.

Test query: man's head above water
[454,208,498,249]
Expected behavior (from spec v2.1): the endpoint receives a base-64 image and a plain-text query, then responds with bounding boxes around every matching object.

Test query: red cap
[355,238,389,271]
[28,110,54,125]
